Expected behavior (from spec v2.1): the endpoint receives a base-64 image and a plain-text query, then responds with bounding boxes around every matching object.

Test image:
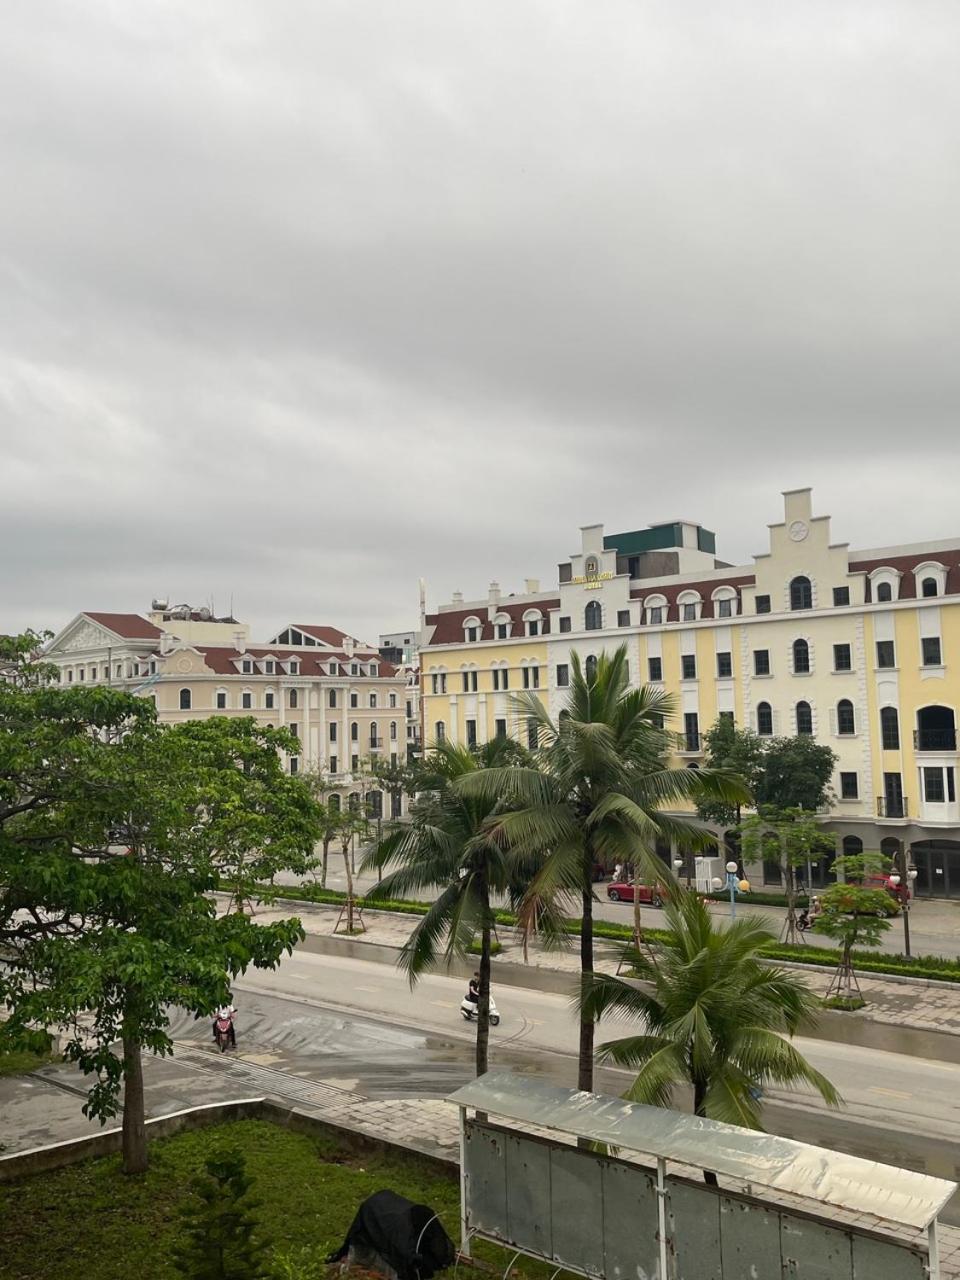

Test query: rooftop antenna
[418,578,426,628]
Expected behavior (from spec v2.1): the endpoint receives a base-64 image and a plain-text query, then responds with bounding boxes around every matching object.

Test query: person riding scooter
[212,1001,237,1048]
[466,972,480,1005]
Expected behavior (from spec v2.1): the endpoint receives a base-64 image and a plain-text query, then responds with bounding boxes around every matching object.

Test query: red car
[606,881,664,907]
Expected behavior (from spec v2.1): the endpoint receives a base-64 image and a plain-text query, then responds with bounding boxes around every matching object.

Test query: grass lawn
[0,1048,56,1078]
[0,1118,555,1280]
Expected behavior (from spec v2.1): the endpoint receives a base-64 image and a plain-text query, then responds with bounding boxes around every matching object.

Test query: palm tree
[582,891,840,1181]
[361,737,522,1075]
[457,646,750,1092]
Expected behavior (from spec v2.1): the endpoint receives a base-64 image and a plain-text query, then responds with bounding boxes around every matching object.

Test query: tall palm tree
[582,891,840,1180]
[457,646,750,1092]
[361,737,522,1075]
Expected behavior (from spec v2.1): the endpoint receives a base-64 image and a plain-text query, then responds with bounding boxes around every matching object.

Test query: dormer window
[264,660,275,674]
[351,663,359,675]
[711,587,737,619]
[914,562,947,599]
[523,609,543,637]
[329,663,339,675]
[242,659,253,674]
[463,616,482,643]
[644,595,667,626]
[289,660,300,675]
[493,613,512,640]
[677,591,702,623]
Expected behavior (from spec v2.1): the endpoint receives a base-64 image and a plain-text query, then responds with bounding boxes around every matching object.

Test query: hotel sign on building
[420,488,960,897]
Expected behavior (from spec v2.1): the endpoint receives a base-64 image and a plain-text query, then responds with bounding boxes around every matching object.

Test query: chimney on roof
[524,578,540,595]
[233,631,245,652]
[452,590,464,605]
[159,633,174,656]
[344,635,355,657]
[488,581,501,606]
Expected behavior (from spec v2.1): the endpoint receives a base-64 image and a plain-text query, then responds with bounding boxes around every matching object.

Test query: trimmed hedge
[263,882,960,984]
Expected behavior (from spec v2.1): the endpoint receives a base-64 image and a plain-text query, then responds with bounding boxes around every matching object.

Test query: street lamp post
[889,862,919,958]
[712,862,741,920]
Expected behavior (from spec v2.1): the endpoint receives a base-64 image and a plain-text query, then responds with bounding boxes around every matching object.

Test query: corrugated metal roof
[447,1071,956,1231]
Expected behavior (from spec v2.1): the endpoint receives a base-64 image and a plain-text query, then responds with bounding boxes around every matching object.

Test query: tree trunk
[693,1080,718,1186]
[476,894,492,1077]
[579,852,595,1093]
[783,845,799,945]
[121,1033,148,1175]
[321,838,330,889]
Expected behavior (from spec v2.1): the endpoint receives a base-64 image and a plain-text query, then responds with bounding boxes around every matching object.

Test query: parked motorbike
[460,994,500,1027]
[214,1015,234,1052]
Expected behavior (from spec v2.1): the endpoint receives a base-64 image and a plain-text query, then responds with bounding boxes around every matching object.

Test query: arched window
[179,688,192,711]
[842,835,863,857]
[350,721,359,741]
[792,639,810,674]
[789,576,812,610]
[585,654,598,681]
[922,577,939,598]
[837,699,855,735]
[390,721,398,740]
[348,793,360,812]
[289,689,298,709]
[795,701,813,736]
[678,591,702,623]
[435,721,445,743]
[876,582,892,602]
[880,706,900,750]
[757,702,773,736]
[369,693,377,708]
[328,793,341,814]
[493,613,512,640]
[916,705,957,752]
[584,600,602,631]
[370,722,379,746]
[523,609,543,637]
[463,616,482,642]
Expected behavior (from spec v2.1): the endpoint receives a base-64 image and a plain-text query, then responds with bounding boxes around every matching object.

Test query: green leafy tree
[753,736,838,811]
[0,636,319,1174]
[740,808,837,943]
[582,891,840,1181]
[369,755,423,821]
[362,737,521,1075]
[173,1148,271,1279]
[813,855,895,1006]
[336,809,370,931]
[457,647,750,1091]
[697,718,765,827]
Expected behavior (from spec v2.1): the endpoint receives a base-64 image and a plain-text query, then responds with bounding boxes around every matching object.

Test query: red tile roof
[84,612,164,640]
[628,575,755,620]
[182,646,398,679]
[425,600,561,646]
[849,551,960,601]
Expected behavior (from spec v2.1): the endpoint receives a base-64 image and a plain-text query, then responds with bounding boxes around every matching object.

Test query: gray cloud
[2,0,959,641]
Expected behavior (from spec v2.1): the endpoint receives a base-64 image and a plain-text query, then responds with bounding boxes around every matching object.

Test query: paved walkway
[248,892,960,1043]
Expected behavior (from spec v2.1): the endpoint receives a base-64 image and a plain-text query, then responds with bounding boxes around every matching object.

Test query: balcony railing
[914,730,958,752]
[876,796,909,819]
[678,733,702,754]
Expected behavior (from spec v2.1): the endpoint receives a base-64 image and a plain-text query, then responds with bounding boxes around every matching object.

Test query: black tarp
[327,1190,455,1280]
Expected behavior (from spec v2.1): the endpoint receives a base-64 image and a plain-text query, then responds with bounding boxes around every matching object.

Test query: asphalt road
[297,862,960,959]
[195,945,960,1207]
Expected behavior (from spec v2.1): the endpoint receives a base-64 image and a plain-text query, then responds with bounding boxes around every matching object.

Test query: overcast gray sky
[3,1,959,644]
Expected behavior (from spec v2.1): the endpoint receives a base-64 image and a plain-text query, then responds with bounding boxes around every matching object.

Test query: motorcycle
[214,1015,234,1052]
[460,994,500,1027]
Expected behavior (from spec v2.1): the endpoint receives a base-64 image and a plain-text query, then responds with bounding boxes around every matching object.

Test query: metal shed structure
[449,1071,956,1280]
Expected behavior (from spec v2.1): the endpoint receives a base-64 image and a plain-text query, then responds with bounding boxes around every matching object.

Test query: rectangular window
[754,649,770,676]
[716,652,732,678]
[242,660,252,674]
[876,640,896,669]
[717,598,732,618]
[681,654,697,680]
[527,720,539,750]
[265,691,274,709]
[833,587,850,607]
[328,689,337,708]
[719,711,735,725]
[755,595,771,614]
[648,607,663,625]
[495,718,507,738]
[949,768,956,803]
[648,656,663,682]
[617,609,631,627]
[924,767,945,803]
[242,692,252,709]
[556,663,569,687]
[289,757,298,775]
[329,723,337,742]
[683,712,699,752]
[290,723,298,738]
[496,623,508,639]
[466,627,478,642]
[559,616,572,633]
[216,691,226,708]
[840,772,859,800]
[329,755,337,774]
[682,603,696,622]
[462,672,470,693]
[922,636,942,666]
[527,620,540,637]
[833,644,852,672]
[351,754,359,771]
[466,719,477,747]
[440,673,447,693]
[523,666,540,689]
[470,670,478,691]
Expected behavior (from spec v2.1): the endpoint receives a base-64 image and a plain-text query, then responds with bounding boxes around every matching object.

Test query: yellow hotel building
[421,488,960,897]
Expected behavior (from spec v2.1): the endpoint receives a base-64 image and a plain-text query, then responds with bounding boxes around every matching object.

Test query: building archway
[916,705,957,752]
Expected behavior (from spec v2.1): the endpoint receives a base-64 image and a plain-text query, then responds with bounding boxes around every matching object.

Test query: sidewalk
[251,891,960,1046]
